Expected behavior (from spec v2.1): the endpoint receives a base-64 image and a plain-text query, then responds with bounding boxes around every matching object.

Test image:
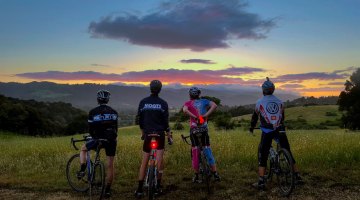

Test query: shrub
[173,121,185,130]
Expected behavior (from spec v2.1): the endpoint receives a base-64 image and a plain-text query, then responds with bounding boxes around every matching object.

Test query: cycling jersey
[251,95,284,133]
[88,104,118,140]
[137,94,170,133]
[184,98,211,128]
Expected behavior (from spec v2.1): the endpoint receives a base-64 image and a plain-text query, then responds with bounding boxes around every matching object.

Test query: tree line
[0,95,88,136]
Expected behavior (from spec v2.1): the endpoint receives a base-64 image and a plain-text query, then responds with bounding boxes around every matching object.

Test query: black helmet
[97,90,110,104]
[262,77,275,95]
[189,86,201,98]
[150,80,162,94]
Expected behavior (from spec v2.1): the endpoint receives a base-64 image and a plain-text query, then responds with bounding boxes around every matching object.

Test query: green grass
[235,105,341,124]
[0,126,359,199]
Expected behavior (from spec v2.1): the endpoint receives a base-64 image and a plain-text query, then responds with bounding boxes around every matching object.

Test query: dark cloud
[180,59,216,64]
[88,0,276,51]
[16,67,265,85]
[274,72,346,83]
[332,66,357,74]
[279,84,305,89]
[296,87,343,92]
[91,64,111,67]
[320,81,345,86]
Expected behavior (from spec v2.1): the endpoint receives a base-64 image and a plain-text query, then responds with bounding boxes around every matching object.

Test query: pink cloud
[16,67,265,85]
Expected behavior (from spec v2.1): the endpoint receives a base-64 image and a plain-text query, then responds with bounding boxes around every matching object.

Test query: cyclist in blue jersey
[250,78,304,190]
[77,90,118,198]
[183,87,221,183]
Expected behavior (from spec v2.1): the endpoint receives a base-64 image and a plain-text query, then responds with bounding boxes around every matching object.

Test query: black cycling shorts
[143,133,165,153]
[190,127,210,147]
[258,130,295,167]
[86,139,117,157]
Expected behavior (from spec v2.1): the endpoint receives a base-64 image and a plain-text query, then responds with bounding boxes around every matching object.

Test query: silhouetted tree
[338,68,360,130]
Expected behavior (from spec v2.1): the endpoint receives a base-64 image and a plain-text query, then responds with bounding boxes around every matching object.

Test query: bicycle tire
[66,154,90,192]
[201,153,211,194]
[90,162,105,200]
[147,165,156,200]
[276,149,295,197]
[265,149,275,181]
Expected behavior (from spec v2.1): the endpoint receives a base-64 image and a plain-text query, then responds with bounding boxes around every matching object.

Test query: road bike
[181,128,212,193]
[66,135,106,200]
[142,132,173,200]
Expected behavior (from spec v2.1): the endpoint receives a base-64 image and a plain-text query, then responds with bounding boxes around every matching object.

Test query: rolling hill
[0,81,299,111]
[234,105,341,126]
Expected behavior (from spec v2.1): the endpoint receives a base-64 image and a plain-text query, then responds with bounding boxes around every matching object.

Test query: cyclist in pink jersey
[183,87,220,183]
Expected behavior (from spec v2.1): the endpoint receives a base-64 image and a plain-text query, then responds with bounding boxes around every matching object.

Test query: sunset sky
[0,0,359,97]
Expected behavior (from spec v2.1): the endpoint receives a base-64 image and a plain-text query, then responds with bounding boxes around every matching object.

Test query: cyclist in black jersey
[77,90,118,198]
[135,80,172,198]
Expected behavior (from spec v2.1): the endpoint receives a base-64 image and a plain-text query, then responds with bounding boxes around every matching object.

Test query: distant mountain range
[0,82,300,111]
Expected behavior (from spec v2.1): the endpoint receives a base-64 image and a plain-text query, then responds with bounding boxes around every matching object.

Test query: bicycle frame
[145,135,159,187]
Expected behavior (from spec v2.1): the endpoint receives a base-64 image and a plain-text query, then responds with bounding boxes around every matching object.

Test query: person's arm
[280,105,285,125]
[183,105,198,119]
[88,111,95,136]
[163,102,170,132]
[250,105,259,133]
[203,101,217,118]
[136,100,145,138]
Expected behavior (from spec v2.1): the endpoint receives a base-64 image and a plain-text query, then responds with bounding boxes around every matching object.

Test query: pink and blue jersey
[184,98,211,128]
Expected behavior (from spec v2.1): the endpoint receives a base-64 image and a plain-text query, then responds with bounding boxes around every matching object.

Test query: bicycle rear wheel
[89,162,105,200]
[265,149,275,182]
[147,165,156,200]
[66,154,90,192]
[276,149,295,196]
[201,154,211,194]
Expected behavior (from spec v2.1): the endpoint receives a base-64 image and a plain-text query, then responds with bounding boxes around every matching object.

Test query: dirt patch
[1,183,360,200]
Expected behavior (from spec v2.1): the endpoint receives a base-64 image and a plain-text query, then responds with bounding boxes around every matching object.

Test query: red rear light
[150,140,158,149]
[199,115,205,124]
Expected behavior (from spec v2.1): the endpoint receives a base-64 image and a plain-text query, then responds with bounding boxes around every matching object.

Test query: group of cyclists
[76,78,303,198]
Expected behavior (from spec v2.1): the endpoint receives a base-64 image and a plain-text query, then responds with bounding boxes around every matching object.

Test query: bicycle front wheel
[90,162,105,200]
[276,149,295,196]
[66,154,90,192]
[147,165,156,200]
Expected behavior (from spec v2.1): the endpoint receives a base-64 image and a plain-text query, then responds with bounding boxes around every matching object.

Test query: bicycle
[252,128,295,196]
[143,132,173,200]
[66,135,107,200]
[181,128,212,194]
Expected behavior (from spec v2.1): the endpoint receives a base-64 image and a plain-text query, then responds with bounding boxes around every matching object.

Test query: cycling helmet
[97,90,110,104]
[262,77,275,95]
[150,80,162,94]
[189,87,201,99]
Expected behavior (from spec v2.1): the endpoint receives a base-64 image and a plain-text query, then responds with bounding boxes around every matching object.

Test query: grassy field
[234,105,341,125]
[0,125,360,200]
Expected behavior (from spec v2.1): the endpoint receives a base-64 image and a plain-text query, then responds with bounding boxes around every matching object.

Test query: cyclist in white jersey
[250,77,304,190]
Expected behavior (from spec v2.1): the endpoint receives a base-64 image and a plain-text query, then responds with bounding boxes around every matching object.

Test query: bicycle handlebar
[181,134,192,145]
[250,127,286,134]
[70,135,109,150]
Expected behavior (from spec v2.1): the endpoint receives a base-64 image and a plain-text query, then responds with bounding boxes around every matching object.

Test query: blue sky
[0,0,359,96]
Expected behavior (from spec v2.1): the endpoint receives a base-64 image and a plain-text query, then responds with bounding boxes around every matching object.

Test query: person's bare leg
[80,144,87,164]
[259,166,266,177]
[138,152,150,180]
[136,152,150,195]
[106,156,115,185]
[156,149,164,181]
